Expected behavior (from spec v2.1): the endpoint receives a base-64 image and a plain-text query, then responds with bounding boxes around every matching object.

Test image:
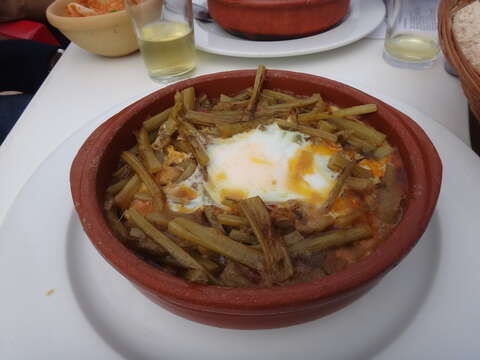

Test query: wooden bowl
[46,0,138,57]
[207,0,350,40]
[70,69,442,329]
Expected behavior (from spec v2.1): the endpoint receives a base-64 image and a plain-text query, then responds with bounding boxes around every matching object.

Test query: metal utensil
[193,3,213,22]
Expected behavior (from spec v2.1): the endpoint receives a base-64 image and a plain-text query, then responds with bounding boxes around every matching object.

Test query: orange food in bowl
[66,0,125,17]
[47,0,138,57]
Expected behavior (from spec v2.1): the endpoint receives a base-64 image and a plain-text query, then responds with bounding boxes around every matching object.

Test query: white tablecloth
[0,39,469,223]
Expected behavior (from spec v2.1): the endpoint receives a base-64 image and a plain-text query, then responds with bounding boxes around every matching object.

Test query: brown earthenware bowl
[207,0,350,40]
[70,69,442,329]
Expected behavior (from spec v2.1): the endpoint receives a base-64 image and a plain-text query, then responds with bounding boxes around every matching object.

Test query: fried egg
[165,124,390,213]
[204,124,340,205]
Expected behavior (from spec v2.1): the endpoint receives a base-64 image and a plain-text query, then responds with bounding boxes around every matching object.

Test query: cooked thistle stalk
[216,121,261,138]
[243,64,266,121]
[374,142,394,159]
[192,255,220,272]
[254,108,290,119]
[334,209,365,229]
[113,163,132,178]
[263,94,321,112]
[105,208,129,239]
[221,198,240,211]
[317,120,336,133]
[345,177,374,191]
[138,127,163,173]
[121,151,165,211]
[239,197,294,284]
[327,151,373,178]
[127,209,214,283]
[175,159,197,183]
[320,161,355,212]
[151,117,178,150]
[220,261,255,287]
[184,269,209,284]
[172,138,194,154]
[114,174,141,209]
[232,87,253,101]
[344,134,378,153]
[276,118,338,143]
[299,104,378,123]
[328,116,386,147]
[377,164,403,224]
[185,110,243,126]
[197,93,210,107]
[295,214,335,235]
[261,89,298,103]
[144,212,169,229]
[107,178,129,195]
[228,229,258,244]
[203,205,225,234]
[213,98,249,111]
[217,214,250,227]
[312,93,326,112]
[152,92,183,150]
[290,225,373,254]
[181,87,196,111]
[134,192,152,201]
[168,217,264,271]
[219,94,232,102]
[179,122,209,167]
[283,230,305,247]
[143,107,172,132]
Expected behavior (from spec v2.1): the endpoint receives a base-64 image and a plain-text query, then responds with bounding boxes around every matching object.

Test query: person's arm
[0,39,59,93]
[0,0,55,23]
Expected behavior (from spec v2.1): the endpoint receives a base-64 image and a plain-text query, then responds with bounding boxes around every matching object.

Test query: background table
[0,38,469,223]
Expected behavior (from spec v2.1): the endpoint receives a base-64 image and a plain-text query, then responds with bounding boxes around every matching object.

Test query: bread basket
[438,0,480,121]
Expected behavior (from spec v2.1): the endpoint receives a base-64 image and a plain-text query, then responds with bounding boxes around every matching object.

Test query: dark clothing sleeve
[0,93,33,144]
[0,39,59,93]
[0,0,54,23]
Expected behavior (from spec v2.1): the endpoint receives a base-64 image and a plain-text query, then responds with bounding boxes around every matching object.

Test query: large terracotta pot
[70,69,442,329]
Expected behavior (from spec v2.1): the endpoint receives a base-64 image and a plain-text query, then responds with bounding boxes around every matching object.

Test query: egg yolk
[359,157,390,178]
[172,185,198,202]
[287,144,338,205]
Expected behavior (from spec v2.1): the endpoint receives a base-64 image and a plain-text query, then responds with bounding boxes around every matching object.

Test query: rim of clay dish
[71,70,442,315]
[208,0,342,9]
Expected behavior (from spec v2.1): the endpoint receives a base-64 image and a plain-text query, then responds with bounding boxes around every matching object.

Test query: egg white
[204,124,338,206]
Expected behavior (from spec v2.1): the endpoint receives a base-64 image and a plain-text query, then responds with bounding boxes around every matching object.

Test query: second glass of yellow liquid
[383,0,440,69]
[126,0,196,82]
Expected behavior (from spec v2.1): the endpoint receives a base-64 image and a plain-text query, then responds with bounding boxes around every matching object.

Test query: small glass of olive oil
[383,0,440,69]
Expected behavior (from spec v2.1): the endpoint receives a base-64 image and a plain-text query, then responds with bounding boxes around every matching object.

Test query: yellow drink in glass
[139,22,196,80]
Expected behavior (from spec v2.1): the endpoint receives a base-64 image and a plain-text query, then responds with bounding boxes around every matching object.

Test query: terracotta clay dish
[207,0,350,40]
[70,69,441,329]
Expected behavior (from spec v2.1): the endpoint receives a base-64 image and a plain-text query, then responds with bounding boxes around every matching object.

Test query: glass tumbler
[125,0,196,82]
[383,0,441,69]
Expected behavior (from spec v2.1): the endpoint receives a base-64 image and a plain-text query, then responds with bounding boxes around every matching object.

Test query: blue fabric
[0,94,33,145]
[0,39,60,145]
[0,39,59,93]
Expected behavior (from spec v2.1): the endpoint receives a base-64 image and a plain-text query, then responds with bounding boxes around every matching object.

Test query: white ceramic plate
[1,91,480,359]
[193,0,385,58]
